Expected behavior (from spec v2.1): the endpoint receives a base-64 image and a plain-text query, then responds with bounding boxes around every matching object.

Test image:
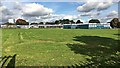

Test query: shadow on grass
[114,34,120,36]
[66,36,120,67]
[0,54,16,68]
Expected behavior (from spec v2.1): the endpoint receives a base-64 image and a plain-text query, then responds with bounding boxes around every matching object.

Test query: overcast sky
[0,0,119,23]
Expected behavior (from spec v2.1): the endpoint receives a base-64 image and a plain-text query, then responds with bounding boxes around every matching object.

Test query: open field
[1,29,120,67]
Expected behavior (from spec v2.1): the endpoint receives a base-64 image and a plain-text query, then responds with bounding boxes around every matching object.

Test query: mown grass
[2,29,120,67]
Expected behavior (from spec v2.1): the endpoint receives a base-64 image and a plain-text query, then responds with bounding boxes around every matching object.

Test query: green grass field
[1,29,120,67]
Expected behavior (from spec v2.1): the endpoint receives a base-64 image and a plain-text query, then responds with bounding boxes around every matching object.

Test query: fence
[0,54,16,68]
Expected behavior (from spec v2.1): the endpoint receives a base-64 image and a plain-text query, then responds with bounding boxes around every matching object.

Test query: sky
[0,0,119,23]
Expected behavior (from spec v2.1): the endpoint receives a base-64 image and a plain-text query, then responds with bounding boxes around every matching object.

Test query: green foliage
[4,22,15,25]
[16,19,29,25]
[30,23,38,25]
[61,19,70,24]
[45,22,55,25]
[110,18,120,28]
[76,20,83,24]
[55,20,60,24]
[54,19,75,24]
[70,20,75,24]
[89,19,100,23]
[118,22,120,28]
[39,22,44,24]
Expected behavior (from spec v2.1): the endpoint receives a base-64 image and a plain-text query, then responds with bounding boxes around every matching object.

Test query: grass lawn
[1,29,120,67]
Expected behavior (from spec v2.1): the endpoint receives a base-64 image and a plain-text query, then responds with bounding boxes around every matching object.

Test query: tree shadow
[114,34,120,36]
[66,36,120,67]
[0,54,16,68]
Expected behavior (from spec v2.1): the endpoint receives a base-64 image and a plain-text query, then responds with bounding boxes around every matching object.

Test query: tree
[4,22,15,28]
[55,20,60,24]
[30,23,38,25]
[70,20,75,24]
[16,19,29,25]
[110,18,120,28]
[62,19,70,24]
[118,22,120,28]
[46,22,54,25]
[39,22,44,24]
[4,22,15,25]
[76,20,83,24]
[59,19,64,24]
[54,19,75,24]
[89,19,100,23]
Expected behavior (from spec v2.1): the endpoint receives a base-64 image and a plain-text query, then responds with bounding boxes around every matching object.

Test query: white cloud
[100,17,113,23]
[97,2,113,11]
[99,10,118,23]
[1,0,120,2]
[12,2,23,10]
[63,15,78,20]
[83,0,119,2]
[80,11,100,19]
[0,5,16,23]
[22,3,53,17]
[0,2,54,23]
[80,12,91,16]
[0,6,13,15]
[0,1,25,23]
[77,2,97,12]
[107,10,118,17]
[27,14,82,23]
[0,1,118,24]
[77,1,113,12]
[76,1,115,23]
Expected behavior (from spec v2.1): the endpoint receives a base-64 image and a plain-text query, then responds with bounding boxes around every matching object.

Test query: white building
[8,19,15,23]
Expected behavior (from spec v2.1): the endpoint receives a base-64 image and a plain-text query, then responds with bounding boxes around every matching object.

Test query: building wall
[63,23,110,29]
[8,19,15,23]
[89,23,110,29]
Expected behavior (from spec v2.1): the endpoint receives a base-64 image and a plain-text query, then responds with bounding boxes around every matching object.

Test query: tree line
[3,18,120,28]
